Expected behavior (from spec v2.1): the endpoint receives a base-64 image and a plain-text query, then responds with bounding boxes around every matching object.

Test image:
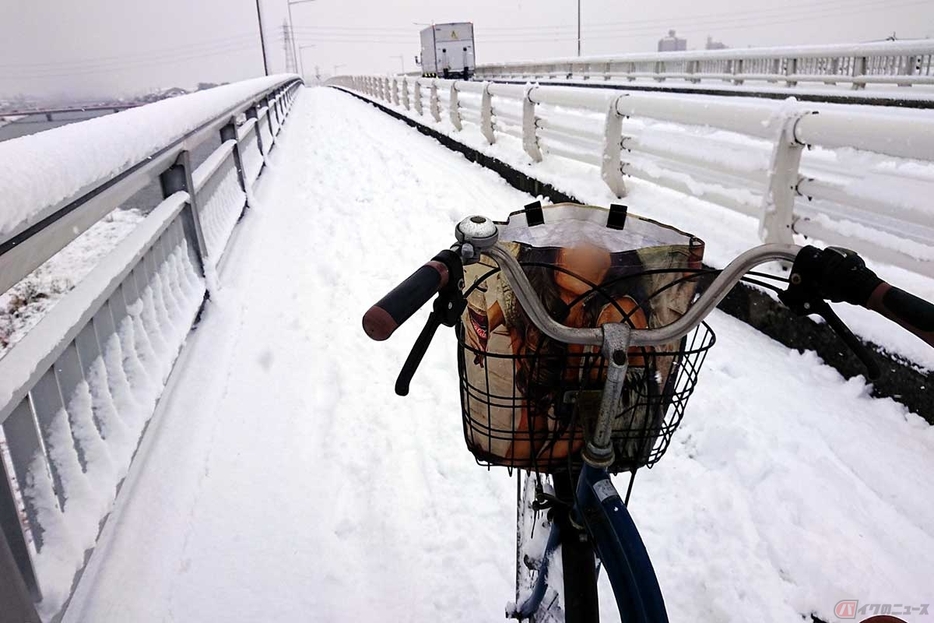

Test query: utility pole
[577,0,581,57]
[282,20,297,73]
[288,0,317,80]
[254,0,269,75]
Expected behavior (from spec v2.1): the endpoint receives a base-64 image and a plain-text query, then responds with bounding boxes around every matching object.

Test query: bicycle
[361,202,934,623]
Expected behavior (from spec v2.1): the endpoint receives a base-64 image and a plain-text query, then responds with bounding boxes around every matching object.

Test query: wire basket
[455,203,715,475]
[457,266,716,474]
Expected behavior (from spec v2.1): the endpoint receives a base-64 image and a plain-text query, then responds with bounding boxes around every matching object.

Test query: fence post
[263,97,276,147]
[246,104,266,161]
[785,57,798,87]
[414,80,423,115]
[522,86,543,162]
[0,452,41,621]
[449,82,463,131]
[733,58,745,85]
[759,111,813,245]
[220,119,250,209]
[479,82,495,144]
[160,151,209,276]
[392,77,400,105]
[430,80,441,122]
[847,56,863,90]
[401,77,410,110]
[601,97,627,198]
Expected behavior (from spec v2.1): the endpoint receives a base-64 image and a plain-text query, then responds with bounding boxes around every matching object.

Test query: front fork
[574,464,669,623]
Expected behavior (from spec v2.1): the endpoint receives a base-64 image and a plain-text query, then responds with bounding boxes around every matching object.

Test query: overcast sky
[1,0,932,100]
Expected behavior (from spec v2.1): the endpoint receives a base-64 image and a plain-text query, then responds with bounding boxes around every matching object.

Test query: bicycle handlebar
[487,243,802,348]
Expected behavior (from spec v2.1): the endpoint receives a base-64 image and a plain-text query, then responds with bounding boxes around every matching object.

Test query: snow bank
[0,76,296,240]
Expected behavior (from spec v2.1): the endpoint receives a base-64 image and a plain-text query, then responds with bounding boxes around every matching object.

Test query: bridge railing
[330,75,933,279]
[473,40,934,91]
[0,76,302,622]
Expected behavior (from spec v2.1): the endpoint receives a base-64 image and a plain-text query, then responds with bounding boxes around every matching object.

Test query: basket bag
[457,203,714,474]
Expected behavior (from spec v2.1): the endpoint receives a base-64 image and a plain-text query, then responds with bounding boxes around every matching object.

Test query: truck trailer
[419,23,475,79]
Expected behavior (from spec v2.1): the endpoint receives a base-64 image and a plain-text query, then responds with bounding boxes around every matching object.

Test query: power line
[1,39,272,80]
[0,32,266,70]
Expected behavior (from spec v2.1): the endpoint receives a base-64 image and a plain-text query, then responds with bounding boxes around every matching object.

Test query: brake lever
[810,299,881,381]
[779,282,880,381]
[394,286,466,396]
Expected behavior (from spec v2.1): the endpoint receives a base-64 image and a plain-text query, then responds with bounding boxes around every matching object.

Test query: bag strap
[607,203,628,230]
[523,200,544,227]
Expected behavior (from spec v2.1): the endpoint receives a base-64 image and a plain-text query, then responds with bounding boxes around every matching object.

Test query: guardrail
[330,75,933,279]
[474,40,934,91]
[0,76,302,622]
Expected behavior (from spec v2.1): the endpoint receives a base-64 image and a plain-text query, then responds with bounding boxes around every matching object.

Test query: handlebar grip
[866,283,934,344]
[363,251,455,341]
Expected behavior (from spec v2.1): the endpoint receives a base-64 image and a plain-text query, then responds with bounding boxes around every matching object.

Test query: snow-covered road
[64,87,933,623]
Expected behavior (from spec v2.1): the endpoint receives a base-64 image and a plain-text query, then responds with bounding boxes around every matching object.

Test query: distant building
[705,36,728,50]
[658,30,687,52]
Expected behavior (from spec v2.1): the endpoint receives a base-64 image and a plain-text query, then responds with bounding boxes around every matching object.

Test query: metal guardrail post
[851,55,867,90]
[263,97,276,145]
[1,452,41,621]
[449,83,463,131]
[160,151,209,275]
[785,58,798,87]
[414,80,423,115]
[601,97,627,198]
[479,82,495,144]
[522,86,543,162]
[220,119,250,209]
[760,111,813,245]
[430,80,441,122]
[247,105,266,158]
[401,77,410,110]
[733,59,745,85]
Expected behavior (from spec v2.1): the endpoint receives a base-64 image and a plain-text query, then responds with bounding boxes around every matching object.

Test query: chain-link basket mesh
[456,203,716,474]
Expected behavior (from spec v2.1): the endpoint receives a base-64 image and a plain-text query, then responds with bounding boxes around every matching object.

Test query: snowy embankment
[336,85,934,374]
[0,209,144,357]
[63,88,932,623]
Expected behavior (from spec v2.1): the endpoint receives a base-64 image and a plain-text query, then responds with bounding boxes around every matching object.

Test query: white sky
[1,0,932,100]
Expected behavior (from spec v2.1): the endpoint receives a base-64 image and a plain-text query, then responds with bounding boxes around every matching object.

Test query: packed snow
[62,88,933,623]
[0,75,294,240]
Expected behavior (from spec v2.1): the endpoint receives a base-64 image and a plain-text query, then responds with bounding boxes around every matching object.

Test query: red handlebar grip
[362,260,450,341]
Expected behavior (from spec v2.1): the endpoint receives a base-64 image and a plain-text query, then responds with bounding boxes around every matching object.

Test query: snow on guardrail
[0,75,296,242]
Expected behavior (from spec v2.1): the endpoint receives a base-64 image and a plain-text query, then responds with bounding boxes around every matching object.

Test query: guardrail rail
[473,40,934,92]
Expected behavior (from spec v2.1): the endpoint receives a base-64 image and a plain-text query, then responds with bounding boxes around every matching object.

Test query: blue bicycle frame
[514,464,669,623]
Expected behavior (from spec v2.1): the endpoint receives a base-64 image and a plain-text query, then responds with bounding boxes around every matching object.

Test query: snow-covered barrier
[0,76,302,621]
[332,75,934,280]
[474,40,934,92]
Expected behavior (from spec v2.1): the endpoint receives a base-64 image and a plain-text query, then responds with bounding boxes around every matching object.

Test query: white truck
[419,23,476,79]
